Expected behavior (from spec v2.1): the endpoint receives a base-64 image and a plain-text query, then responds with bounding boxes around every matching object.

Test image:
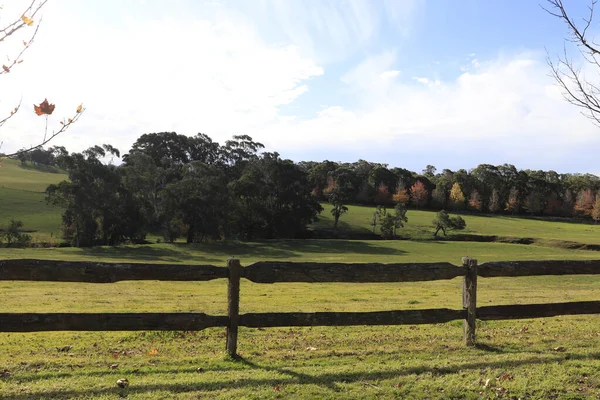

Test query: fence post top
[227,258,241,267]
[461,257,478,267]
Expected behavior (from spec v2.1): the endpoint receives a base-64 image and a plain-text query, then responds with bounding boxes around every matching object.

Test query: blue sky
[2,0,600,174]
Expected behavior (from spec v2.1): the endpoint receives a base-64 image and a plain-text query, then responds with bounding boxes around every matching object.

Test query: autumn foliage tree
[449,183,465,211]
[592,195,600,223]
[374,183,391,205]
[1,1,84,159]
[505,187,519,214]
[468,189,482,211]
[410,180,428,208]
[392,187,409,205]
[574,189,595,217]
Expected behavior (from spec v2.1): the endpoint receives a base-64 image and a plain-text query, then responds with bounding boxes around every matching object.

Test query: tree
[488,188,501,213]
[1,2,84,159]
[524,192,543,215]
[46,146,145,246]
[376,207,393,239]
[468,189,482,211]
[328,185,348,230]
[392,203,408,237]
[392,187,410,205]
[430,186,446,209]
[432,211,466,238]
[562,188,575,216]
[1,219,31,247]
[422,165,436,178]
[592,195,600,223]
[410,180,428,208]
[449,183,465,211]
[505,187,519,214]
[545,0,600,125]
[574,189,595,216]
[374,183,391,205]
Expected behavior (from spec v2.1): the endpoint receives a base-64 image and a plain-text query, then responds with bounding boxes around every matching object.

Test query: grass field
[0,159,65,242]
[3,161,600,398]
[316,203,600,245]
[2,243,600,399]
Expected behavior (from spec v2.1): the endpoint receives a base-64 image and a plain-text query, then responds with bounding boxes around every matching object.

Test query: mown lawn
[2,241,600,399]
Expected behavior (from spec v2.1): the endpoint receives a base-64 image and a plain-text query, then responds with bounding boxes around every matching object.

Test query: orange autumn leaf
[76,104,83,113]
[148,349,158,355]
[2,65,9,73]
[68,118,73,123]
[34,99,55,116]
[23,41,27,46]
[21,15,34,26]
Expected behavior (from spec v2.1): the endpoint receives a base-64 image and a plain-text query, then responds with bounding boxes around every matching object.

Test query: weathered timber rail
[2,257,600,357]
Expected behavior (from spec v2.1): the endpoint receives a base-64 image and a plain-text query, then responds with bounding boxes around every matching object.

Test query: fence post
[462,257,478,346]
[226,258,241,358]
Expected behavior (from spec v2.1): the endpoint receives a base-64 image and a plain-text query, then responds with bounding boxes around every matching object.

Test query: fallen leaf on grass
[306,346,317,351]
[274,385,281,391]
[196,367,204,373]
[553,346,566,352]
[496,373,513,382]
[110,364,119,370]
[0,369,11,377]
[148,349,159,355]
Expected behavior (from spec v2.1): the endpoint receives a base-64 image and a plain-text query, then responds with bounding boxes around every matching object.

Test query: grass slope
[315,203,600,245]
[0,159,65,241]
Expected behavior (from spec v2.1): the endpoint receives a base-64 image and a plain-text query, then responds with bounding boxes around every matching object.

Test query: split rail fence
[2,257,600,357]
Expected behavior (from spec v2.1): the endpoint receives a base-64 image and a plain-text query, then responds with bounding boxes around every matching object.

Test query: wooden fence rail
[2,257,600,357]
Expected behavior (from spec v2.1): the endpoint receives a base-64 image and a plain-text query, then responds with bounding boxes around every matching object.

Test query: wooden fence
[2,257,600,357]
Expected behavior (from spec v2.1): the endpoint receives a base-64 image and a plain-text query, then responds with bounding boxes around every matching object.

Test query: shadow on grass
[18,162,64,174]
[177,240,408,258]
[5,350,599,399]
[75,245,219,264]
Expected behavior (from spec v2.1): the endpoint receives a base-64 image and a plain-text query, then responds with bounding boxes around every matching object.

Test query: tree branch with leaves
[1,0,84,159]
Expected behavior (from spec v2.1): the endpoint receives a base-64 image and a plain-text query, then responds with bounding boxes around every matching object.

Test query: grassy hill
[315,203,600,246]
[0,159,65,241]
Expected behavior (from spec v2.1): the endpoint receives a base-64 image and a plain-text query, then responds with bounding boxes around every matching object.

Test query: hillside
[0,159,65,241]
[315,203,600,246]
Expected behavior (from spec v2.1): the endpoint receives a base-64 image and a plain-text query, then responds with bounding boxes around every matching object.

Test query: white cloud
[380,70,401,80]
[413,77,441,87]
[250,51,600,171]
[1,0,323,155]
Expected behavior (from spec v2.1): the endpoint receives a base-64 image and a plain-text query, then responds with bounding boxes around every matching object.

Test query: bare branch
[3,106,86,159]
[0,101,21,129]
[545,0,600,126]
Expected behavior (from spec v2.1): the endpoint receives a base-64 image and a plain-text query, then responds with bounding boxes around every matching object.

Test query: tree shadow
[76,245,220,264]
[4,349,597,399]
[176,240,407,258]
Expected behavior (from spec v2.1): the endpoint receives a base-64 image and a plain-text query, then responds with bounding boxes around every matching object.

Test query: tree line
[17,132,600,247]
[307,162,600,221]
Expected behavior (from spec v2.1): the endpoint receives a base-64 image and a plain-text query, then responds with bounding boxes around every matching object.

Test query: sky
[2,0,600,174]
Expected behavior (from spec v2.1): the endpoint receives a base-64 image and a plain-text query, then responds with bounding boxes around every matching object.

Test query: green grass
[316,203,600,245]
[0,159,65,241]
[2,242,600,398]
